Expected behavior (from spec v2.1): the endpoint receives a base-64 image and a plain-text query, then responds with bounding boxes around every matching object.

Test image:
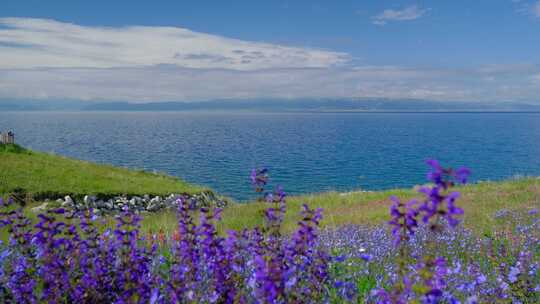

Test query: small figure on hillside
[1,130,15,144]
[8,130,14,144]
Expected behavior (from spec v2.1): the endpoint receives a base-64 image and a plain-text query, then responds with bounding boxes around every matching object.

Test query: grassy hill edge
[2,143,539,235]
[138,175,540,235]
[0,144,209,201]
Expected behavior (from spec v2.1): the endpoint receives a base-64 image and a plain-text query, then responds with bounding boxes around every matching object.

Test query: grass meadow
[2,145,540,302]
[0,144,206,201]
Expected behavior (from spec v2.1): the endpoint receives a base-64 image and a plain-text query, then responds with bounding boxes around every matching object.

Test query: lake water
[1,111,539,201]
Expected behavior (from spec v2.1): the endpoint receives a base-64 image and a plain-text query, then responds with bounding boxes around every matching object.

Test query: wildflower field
[1,160,540,303]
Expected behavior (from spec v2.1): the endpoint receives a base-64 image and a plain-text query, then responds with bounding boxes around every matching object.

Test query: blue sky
[1,0,540,102]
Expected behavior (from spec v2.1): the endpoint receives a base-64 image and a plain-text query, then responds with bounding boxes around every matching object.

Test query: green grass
[2,143,539,239]
[0,144,207,201]
[139,177,540,236]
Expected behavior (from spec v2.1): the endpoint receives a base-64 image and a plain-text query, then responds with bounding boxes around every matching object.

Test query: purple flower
[335,280,358,302]
[476,274,487,284]
[250,167,269,193]
[360,253,373,262]
[508,266,520,283]
[456,167,471,184]
[8,160,538,303]
[388,196,419,246]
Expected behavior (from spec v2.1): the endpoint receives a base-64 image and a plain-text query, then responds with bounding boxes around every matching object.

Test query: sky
[1,0,540,103]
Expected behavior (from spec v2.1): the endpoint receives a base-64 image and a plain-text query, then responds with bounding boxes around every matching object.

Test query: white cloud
[1,64,539,103]
[474,63,538,75]
[0,18,539,103]
[372,5,429,25]
[0,17,348,70]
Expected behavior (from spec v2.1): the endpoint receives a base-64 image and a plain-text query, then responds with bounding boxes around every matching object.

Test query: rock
[64,195,74,206]
[114,197,129,210]
[47,192,228,216]
[31,202,49,213]
[95,200,104,208]
[104,200,114,210]
[189,191,227,209]
[146,196,162,211]
[146,204,160,212]
[167,195,182,206]
[83,195,94,205]
[62,200,73,208]
[146,197,162,211]
[59,198,72,208]
[163,196,174,206]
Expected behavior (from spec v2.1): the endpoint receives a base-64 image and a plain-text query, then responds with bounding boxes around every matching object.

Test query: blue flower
[508,266,520,283]
[360,253,373,262]
[476,274,486,284]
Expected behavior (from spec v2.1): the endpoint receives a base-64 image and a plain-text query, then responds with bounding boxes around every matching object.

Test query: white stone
[64,195,74,205]
[31,202,48,213]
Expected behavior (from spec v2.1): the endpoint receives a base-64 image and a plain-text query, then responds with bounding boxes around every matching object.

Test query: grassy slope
[2,144,539,237]
[139,178,540,235]
[0,144,206,200]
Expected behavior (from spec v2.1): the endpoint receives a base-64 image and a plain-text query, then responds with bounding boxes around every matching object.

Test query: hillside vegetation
[136,177,540,235]
[0,144,207,201]
[3,144,540,302]
[2,144,539,235]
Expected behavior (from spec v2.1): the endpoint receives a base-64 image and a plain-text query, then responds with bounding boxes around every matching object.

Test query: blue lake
[1,111,539,201]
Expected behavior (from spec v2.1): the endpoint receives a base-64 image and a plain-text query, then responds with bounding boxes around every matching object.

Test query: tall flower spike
[419,159,470,231]
[250,167,269,193]
[388,196,419,247]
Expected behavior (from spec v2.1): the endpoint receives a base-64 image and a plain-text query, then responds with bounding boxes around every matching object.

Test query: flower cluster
[388,159,470,247]
[319,211,540,303]
[1,160,539,303]
[0,169,330,303]
[373,160,470,303]
[250,168,269,194]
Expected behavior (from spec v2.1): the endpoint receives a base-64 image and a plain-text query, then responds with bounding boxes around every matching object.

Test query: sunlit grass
[0,144,207,201]
[131,178,540,237]
[2,144,539,239]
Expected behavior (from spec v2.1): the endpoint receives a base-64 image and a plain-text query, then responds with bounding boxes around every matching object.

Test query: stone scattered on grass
[31,202,49,213]
[30,191,227,216]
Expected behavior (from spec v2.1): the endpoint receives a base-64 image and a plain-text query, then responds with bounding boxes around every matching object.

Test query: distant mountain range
[2,98,540,112]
